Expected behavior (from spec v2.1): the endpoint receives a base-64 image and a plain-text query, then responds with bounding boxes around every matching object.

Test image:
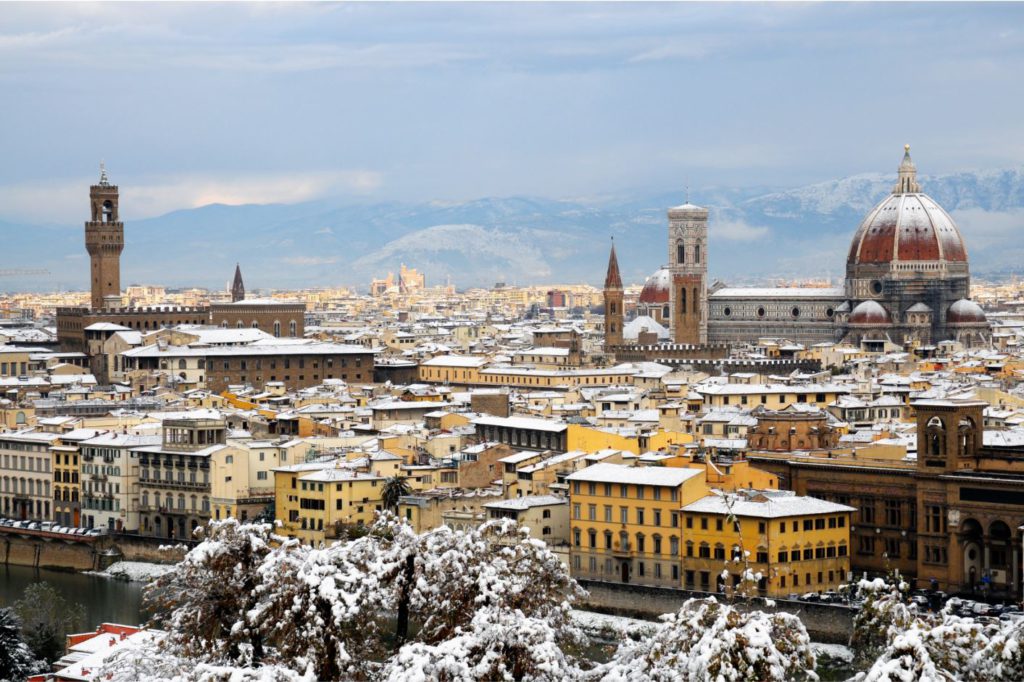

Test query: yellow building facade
[566,462,853,597]
[273,461,386,544]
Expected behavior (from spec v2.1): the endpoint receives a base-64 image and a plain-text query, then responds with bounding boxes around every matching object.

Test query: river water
[0,564,148,627]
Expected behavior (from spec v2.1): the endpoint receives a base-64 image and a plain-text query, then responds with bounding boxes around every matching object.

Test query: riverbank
[0,529,188,571]
[88,560,175,582]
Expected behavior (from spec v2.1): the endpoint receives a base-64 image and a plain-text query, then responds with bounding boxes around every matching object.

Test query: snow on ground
[811,642,855,662]
[92,561,175,582]
[571,609,657,640]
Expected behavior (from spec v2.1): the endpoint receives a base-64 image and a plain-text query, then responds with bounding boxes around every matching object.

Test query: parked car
[820,591,843,604]
[85,528,106,536]
[40,522,55,531]
[27,522,41,530]
[799,592,821,602]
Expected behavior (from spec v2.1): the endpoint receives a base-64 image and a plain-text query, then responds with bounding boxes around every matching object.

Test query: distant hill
[3,167,1023,293]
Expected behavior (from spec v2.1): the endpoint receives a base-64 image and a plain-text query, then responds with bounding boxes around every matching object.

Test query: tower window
[102,200,114,223]
[757,307,766,318]
[610,302,617,314]
[680,287,687,314]
[695,245,700,264]
[792,307,800,318]
[677,244,685,264]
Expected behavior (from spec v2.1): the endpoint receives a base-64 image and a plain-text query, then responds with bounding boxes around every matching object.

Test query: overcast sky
[2,2,1023,223]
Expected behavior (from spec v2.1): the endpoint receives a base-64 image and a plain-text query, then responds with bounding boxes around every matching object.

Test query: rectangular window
[604,505,612,522]
[653,509,662,526]
[885,500,902,527]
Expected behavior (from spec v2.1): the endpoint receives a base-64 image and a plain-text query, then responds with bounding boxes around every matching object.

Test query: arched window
[236,321,244,329]
[252,321,259,328]
[178,359,186,370]
[273,321,281,338]
[680,287,687,314]
[677,243,685,264]
[289,321,297,337]
[695,244,700,264]
[693,288,699,317]
[926,416,945,457]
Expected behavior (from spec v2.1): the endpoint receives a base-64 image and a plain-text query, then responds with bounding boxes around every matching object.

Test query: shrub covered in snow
[849,577,917,663]
[595,597,817,682]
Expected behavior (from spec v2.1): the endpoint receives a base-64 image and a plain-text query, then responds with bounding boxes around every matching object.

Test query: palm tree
[381,476,412,511]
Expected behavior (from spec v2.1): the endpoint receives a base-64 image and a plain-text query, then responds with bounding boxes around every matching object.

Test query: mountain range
[3,166,1024,293]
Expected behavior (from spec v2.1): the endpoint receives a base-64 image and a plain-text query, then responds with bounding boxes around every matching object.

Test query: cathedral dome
[639,267,670,304]
[846,146,967,267]
[946,299,986,325]
[849,300,892,325]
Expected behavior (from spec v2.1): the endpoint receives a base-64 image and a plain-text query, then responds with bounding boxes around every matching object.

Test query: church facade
[613,146,990,348]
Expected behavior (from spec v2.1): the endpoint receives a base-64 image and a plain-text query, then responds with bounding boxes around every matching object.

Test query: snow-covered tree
[849,576,917,663]
[146,519,276,666]
[597,597,817,681]
[0,607,46,681]
[122,514,585,681]
[861,620,955,682]
[248,539,386,680]
[970,617,1024,681]
[383,606,580,682]
[404,519,585,645]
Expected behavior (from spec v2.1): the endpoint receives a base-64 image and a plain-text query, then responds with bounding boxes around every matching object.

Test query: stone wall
[0,530,190,572]
[578,579,855,643]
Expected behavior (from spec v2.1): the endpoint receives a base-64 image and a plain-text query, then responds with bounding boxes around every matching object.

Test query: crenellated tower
[85,163,124,310]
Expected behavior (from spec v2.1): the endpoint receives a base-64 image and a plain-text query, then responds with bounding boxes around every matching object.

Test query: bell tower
[603,240,624,352]
[84,163,124,310]
[668,201,708,344]
[231,263,246,303]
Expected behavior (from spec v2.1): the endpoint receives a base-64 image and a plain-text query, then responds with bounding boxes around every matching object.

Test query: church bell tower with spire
[85,163,124,310]
[603,240,624,352]
[231,263,246,303]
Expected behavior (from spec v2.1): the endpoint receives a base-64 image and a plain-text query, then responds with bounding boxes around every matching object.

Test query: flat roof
[566,462,703,487]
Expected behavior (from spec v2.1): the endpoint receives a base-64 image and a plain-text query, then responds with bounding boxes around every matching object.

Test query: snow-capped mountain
[3,167,1023,292]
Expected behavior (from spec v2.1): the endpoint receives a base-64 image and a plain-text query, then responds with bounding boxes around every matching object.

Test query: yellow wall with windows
[679,508,851,596]
[274,467,385,544]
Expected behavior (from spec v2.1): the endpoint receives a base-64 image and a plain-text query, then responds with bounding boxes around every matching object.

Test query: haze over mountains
[4,166,1024,294]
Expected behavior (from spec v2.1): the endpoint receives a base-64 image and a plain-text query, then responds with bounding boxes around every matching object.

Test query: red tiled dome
[947,299,987,325]
[847,147,967,267]
[639,267,670,304]
[849,300,892,325]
